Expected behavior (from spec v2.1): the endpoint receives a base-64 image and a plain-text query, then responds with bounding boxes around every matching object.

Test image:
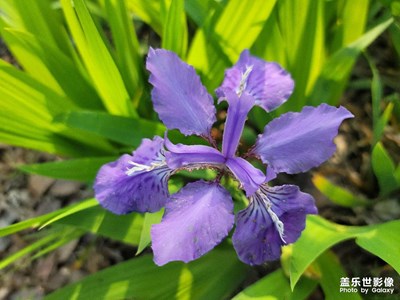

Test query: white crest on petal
[238,65,253,96]
[125,149,167,176]
[252,186,286,243]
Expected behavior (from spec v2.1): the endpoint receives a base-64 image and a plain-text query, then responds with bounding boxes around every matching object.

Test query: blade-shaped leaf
[45,247,249,300]
[103,0,144,104]
[60,0,136,117]
[315,251,362,300]
[56,206,144,246]
[355,220,400,274]
[162,0,188,58]
[371,142,399,196]
[136,210,164,255]
[187,0,277,90]
[18,157,117,182]
[126,0,163,35]
[309,17,393,106]
[55,111,165,146]
[0,226,83,270]
[0,199,97,238]
[0,29,103,110]
[232,269,317,300]
[290,215,400,289]
[312,174,369,207]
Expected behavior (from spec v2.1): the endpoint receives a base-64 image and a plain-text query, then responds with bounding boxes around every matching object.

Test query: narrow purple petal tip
[146,48,216,137]
[164,136,225,169]
[151,181,234,265]
[226,157,265,197]
[221,90,255,157]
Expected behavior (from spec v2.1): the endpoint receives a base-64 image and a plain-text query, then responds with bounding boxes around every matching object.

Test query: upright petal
[164,136,225,169]
[226,157,265,197]
[253,104,354,174]
[146,48,216,137]
[232,184,317,265]
[216,49,294,112]
[94,137,172,214]
[221,90,255,157]
[151,181,234,266]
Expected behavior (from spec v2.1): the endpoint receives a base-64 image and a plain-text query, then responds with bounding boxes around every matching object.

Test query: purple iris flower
[94,48,353,266]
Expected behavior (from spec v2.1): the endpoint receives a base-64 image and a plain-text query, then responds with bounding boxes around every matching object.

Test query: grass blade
[18,156,117,182]
[60,0,136,117]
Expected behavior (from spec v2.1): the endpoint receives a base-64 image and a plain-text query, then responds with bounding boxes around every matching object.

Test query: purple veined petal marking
[146,48,216,138]
[151,180,234,266]
[253,104,354,174]
[232,184,317,265]
[225,157,266,197]
[94,137,172,214]
[216,49,294,112]
[164,136,225,170]
[221,90,255,158]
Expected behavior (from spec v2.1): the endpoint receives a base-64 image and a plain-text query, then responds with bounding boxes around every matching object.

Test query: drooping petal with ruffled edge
[232,184,317,265]
[151,180,234,266]
[164,136,225,170]
[146,48,216,137]
[216,49,294,112]
[253,104,354,174]
[221,90,255,157]
[226,157,265,197]
[94,136,172,214]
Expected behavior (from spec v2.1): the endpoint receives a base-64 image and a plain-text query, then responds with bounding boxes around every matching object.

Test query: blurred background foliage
[0,0,399,299]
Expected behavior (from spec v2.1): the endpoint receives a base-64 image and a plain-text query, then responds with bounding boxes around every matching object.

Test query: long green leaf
[103,0,144,104]
[136,210,164,255]
[55,111,165,146]
[277,0,325,112]
[60,0,136,117]
[18,156,116,182]
[232,269,317,300]
[0,0,72,56]
[1,29,103,110]
[290,216,400,289]
[355,220,400,274]
[0,198,97,238]
[374,103,394,145]
[45,247,249,300]
[187,0,277,90]
[162,0,188,58]
[0,60,115,156]
[0,226,83,270]
[315,251,362,300]
[371,142,399,195]
[312,174,369,207]
[309,17,393,106]
[56,206,144,246]
[126,0,163,35]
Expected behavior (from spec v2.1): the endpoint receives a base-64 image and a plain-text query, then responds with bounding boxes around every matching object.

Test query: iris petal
[94,137,172,214]
[216,49,294,112]
[146,48,216,137]
[221,90,255,157]
[232,184,317,265]
[151,181,234,265]
[253,104,354,174]
[164,136,225,169]
[226,157,265,197]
